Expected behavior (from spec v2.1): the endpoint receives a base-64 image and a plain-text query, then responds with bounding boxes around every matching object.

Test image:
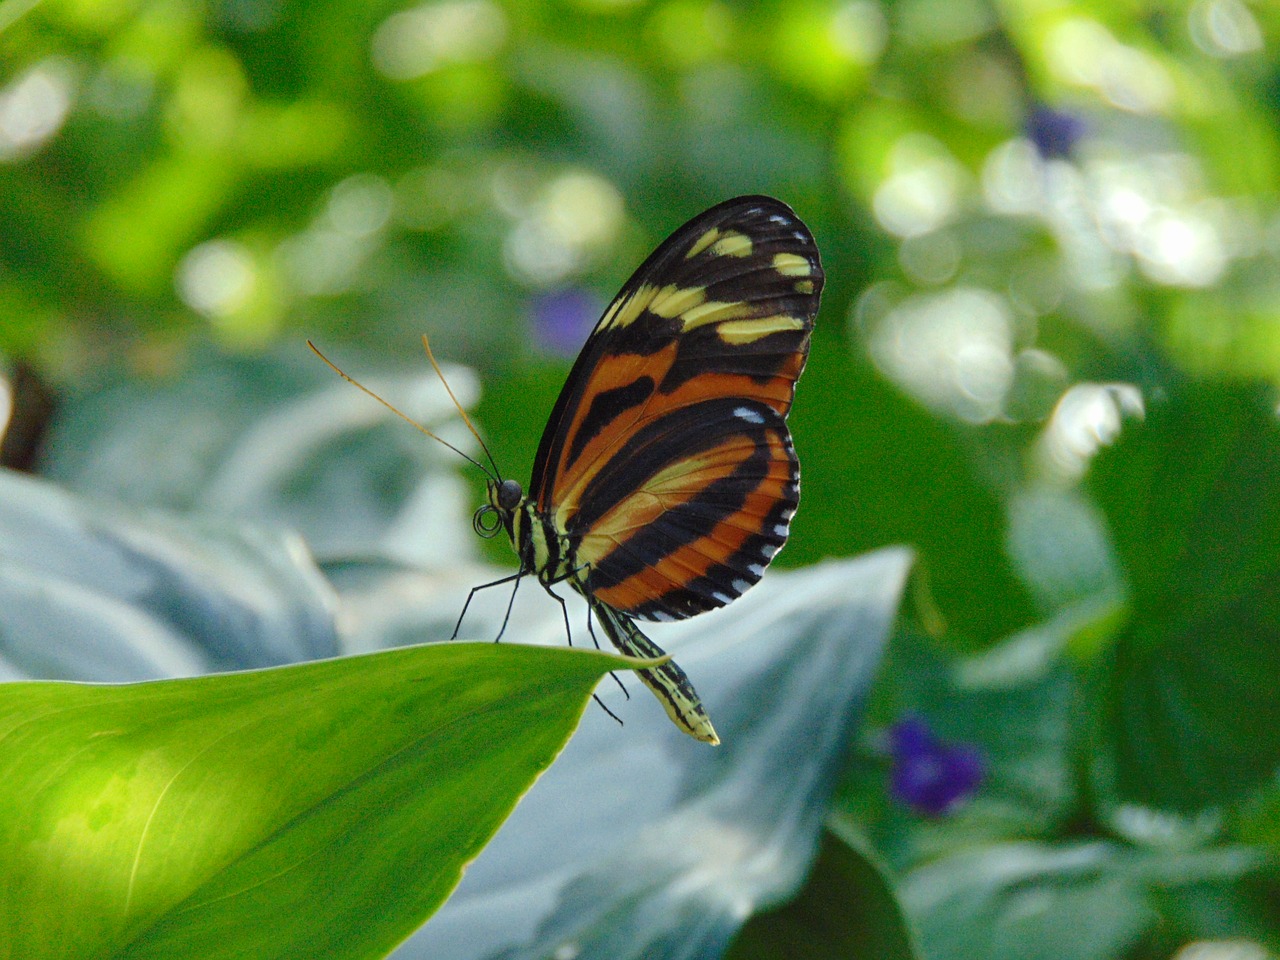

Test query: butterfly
[312,195,822,745]
[469,195,823,745]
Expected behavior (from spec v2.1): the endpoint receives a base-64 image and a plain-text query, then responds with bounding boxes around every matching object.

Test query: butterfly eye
[497,479,523,510]
[472,505,503,538]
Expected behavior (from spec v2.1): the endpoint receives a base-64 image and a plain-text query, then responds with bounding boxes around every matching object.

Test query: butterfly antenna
[421,334,503,480]
[307,340,494,479]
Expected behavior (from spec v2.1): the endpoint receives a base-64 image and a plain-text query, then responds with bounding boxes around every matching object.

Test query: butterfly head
[474,477,523,539]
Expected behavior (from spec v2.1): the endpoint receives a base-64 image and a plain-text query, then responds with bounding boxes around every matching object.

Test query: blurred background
[3,0,1280,956]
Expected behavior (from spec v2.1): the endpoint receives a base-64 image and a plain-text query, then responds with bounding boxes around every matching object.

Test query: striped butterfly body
[475,196,823,744]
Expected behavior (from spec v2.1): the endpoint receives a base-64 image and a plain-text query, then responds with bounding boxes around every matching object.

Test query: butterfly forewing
[529,196,823,622]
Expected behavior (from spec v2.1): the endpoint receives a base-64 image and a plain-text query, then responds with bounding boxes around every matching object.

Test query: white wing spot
[734,406,765,424]
[748,563,765,577]
[732,579,751,593]
[761,542,780,559]
[769,214,789,225]
[773,523,790,538]
[712,592,732,605]
[651,611,676,622]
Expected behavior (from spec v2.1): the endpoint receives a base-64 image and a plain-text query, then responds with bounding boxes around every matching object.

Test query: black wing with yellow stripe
[529,196,823,621]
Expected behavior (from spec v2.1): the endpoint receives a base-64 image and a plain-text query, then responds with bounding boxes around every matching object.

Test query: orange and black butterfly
[472,196,821,744]
[313,196,822,744]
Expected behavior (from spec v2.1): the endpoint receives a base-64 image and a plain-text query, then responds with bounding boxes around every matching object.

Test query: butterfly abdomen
[591,600,719,744]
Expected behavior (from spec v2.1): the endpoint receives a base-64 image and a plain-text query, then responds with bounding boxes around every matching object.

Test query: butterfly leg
[585,600,601,651]
[579,595,630,699]
[540,582,575,647]
[550,563,603,650]
[452,570,523,640]
[543,577,630,701]
[495,572,524,642]
[591,693,625,727]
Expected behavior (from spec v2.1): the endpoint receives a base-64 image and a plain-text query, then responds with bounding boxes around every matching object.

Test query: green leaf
[0,641,630,960]
[369,549,912,960]
[1086,384,1280,813]
[725,826,921,960]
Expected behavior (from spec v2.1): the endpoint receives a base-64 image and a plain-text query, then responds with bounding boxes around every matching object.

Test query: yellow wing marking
[686,228,720,259]
[601,284,661,330]
[691,227,747,261]
[685,227,754,260]
[600,253,808,332]
[717,315,807,345]
[710,232,753,257]
[649,284,708,319]
[773,252,812,276]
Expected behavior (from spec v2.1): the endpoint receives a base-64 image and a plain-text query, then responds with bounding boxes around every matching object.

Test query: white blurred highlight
[867,287,1015,423]
[326,174,394,237]
[1174,941,1270,960]
[1189,0,1263,57]
[0,58,74,161]
[1038,383,1144,480]
[981,139,1234,292]
[503,170,624,286]
[176,240,256,318]
[372,0,507,80]
[873,134,964,238]
[1046,18,1174,113]
[830,1,888,65]
[277,173,394,296]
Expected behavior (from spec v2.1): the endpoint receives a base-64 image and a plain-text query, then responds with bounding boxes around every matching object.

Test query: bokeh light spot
[1189,0,1263,57]
[830,1,888,65]
[646,0,733,68]
[1135,207,1227,287]
[898,230,960,285]
[1038,383,1144,480]
[503,170,623,286]
[867,286,1015,423]
[1047,18,1174,114]
[176,239,256,318]
[1174,941,1270,960]
[372,0,507,80]
[0,59,75,161]
[327,174,394,237]
[873,134,964,238]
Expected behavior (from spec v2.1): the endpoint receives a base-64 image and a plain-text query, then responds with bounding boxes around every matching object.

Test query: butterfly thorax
[476,478,580,588]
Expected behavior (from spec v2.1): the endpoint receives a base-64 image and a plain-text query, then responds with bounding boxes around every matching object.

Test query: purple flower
[888,714,985,817]
[1026,105,1087,160]
[529,288,602,358]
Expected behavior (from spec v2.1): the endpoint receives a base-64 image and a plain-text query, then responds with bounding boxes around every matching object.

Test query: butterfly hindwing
[575,396,799,620]
[529,196,822,621]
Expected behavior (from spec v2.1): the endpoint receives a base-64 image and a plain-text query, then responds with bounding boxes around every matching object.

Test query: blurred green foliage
[4,0,1280,956]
